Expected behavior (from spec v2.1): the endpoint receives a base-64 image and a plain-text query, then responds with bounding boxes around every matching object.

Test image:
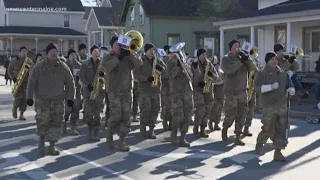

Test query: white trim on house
[0,33,86,38]
[214,9,320,30]
[85,8,125,31]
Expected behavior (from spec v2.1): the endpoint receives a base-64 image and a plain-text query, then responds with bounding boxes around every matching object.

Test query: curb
[290,110,320,118]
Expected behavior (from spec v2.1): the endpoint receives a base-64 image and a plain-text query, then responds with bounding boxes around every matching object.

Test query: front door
[308,29,320,71]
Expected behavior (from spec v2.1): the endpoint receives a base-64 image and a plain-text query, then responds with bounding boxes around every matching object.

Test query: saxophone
[203,58,214,93]
[12,57,34,96]
[151,50,161,88]
[247,47,259,102]
[89,58,105,101]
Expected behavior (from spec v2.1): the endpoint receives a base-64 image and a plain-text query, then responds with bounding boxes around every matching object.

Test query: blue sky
[81,0,98,7]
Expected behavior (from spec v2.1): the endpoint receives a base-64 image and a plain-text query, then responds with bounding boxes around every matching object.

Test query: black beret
[20,46,27,52]
[78,44,86,51]
[90,45,99,54]
[67,49,76,57]
[46,43,57,54]
[163,45,170,52]
[144,43,155,53]
[265,52,277,63]
[228,39,240,50]
[197,48,206,58]
[110,36,118,47]
[274,43,284,53]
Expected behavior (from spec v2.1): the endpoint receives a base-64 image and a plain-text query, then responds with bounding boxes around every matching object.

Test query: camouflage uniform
[221,52,257,145]
[79,58,105,141]
[133,54,166,138]
[167,54,194,147]
[26,57,75,155]
[62,59,82,135]
[8,56,29,120]
[160,56,172,131]
[254,65,294,161]
[102,52,142,151]
[192,60,218,137]
[209,84,224,130]
[132,80,139,121]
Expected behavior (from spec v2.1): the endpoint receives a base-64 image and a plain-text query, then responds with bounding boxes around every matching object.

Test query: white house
[214,0,320,71]
[85,0,125,49]
[0,0,87,56]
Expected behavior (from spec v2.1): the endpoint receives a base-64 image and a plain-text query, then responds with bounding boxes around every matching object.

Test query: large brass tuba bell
[124,30,144,53]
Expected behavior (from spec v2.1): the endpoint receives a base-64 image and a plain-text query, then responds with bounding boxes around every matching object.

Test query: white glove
[287,87,295,96]
[287,70,293,79]
[271,82,279,90]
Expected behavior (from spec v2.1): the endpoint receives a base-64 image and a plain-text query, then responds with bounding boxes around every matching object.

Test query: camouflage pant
[108,91,132,137]
[84,92,104,130]
[257,103,288,149]
[139,93,160,127]
[64,97,82,124]
[223,91,248,135]
[160,87,172,123]
[132,81,139,115]
[194,91,214,127]
[35,99,64,142]
[171,92,194,133]
[13,87,27,112]
[245,93,256,127]
[105,91,110,121]
[209,97,224,124]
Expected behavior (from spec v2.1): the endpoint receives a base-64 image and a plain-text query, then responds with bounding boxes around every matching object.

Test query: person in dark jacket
[4,56,12,85]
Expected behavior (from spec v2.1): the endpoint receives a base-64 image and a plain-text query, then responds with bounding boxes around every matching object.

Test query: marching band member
[192,49,219,138]
[160,45,172,131]
[62,49,82,136]
[8,46,30,120]
[221,39,257,145]
[167,42,194,147]
[208,56,224,131]
[78,43,89,63]
[103,35,142,151]
[243,48,259,136]
[133,43,166,139]
[26,43,75,155]
[254,52,295,162]
[79,45,105,142]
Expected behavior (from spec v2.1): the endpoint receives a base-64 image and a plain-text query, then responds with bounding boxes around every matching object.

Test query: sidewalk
[0,66,5,76]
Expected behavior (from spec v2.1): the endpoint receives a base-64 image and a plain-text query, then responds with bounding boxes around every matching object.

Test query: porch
[0,26,87,56]
[214,8,320,71]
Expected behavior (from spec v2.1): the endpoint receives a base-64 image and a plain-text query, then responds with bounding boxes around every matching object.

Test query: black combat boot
[19,111,26,120]
[208,121,214,131]
[179,133,190,147]
[162,120,169,131]
[148,126,156,139]
[170,128,178,145]
[12,107,17,119]
[255,143,264,156]
[87,126,93,141]
[214,123,221,131]
[235,134,245,146]
[140,124,147,138]
[243,126,253,136]
[273,149,286,162]
[106,129,114,149]
[92,129,100,142]
[200,126,209,138]
[222,128,228,141]
[38,136,45,153]
[69,124,79,136]
[48,142,60,156]
[118,137,130,152]
[193,125,199,134]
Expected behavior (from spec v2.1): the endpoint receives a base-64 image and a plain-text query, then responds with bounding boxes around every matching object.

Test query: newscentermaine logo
[6,7,67,12]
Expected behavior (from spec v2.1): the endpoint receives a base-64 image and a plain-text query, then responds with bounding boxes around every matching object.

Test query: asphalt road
[0,78,319,180]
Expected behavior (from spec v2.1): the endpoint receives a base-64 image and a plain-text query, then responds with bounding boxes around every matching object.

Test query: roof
[228,0,320,20]
[120,0,257,22]
[0,26,86,36]
[92,0,125,26]
[83,6,92,20]
[3,0,85,12]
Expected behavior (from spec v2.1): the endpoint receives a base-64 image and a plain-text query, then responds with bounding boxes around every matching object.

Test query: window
[311,31,320,52]
[274,26,286,47]
[130,7,135,26]
[4,14,6,26]
[167,34,180,46]
[64,15,70,28]
[139,4,145,25]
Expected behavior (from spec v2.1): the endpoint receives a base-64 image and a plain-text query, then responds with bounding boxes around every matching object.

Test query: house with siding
[214,0,320,71]
[120,0,257,57]
[0,0,87,56]
[85,0,125,49]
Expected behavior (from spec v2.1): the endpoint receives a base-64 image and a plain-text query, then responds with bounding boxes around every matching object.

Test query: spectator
[4,56,12,85]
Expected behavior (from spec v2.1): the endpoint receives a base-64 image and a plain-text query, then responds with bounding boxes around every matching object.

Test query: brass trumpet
[151,50,161,88]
